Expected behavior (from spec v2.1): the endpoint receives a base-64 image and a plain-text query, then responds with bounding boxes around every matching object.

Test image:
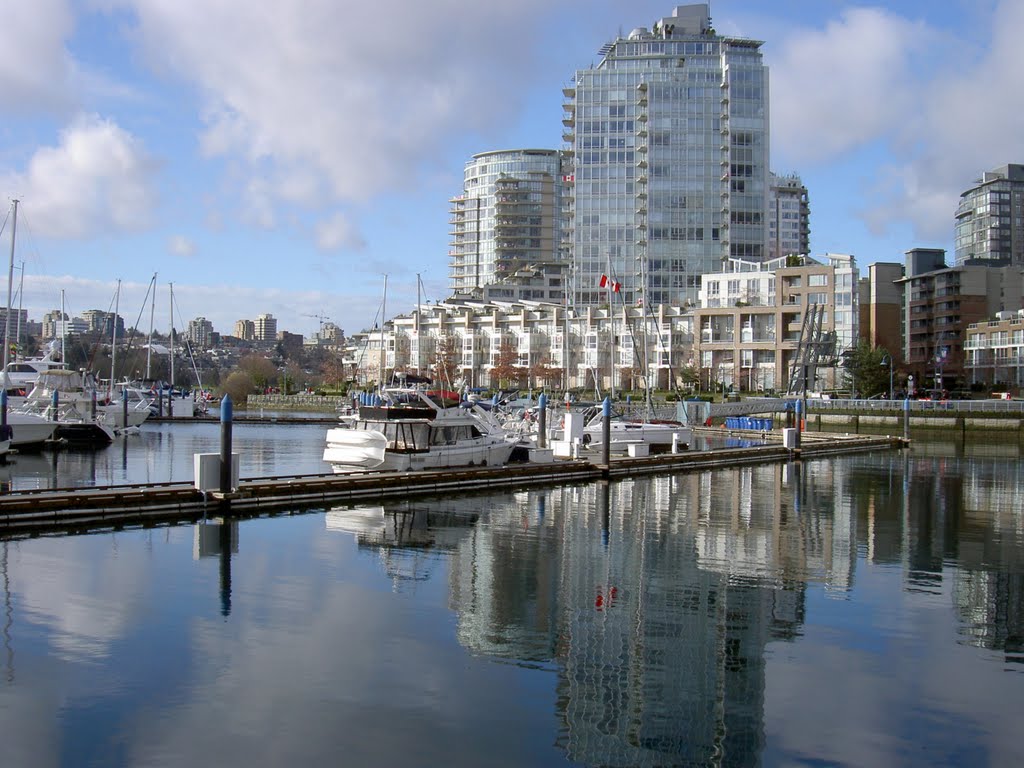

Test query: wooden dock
[0,433,903,539]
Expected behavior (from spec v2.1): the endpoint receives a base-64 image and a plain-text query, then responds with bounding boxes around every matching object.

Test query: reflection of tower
[447,477,808,766]
[194,521,238,616]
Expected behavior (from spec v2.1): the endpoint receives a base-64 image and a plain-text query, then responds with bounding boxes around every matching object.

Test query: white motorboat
[4,410,59,449]
[323,388,518,473]
[17,369,152,431]
[581,413,691,452]
[2,341,65,396]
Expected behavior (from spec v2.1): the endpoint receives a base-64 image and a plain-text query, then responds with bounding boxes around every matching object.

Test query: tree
[432,335,460,389]
[490,338,524,389]
[237,354,278,392]
[842,341,891,398]
[675,363,701,393]
[221,370,255,403]
[529,354,562,390]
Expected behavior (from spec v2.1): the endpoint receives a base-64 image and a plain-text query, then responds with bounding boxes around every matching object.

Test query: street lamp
[881,355,894,399]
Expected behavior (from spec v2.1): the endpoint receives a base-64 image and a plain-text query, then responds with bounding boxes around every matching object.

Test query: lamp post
[881,355,894,399]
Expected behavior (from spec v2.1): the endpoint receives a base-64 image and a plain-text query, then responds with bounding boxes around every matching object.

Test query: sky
[2,0,1023,340]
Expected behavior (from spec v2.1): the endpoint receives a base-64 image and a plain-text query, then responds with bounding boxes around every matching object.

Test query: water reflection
[0,450,1022,766]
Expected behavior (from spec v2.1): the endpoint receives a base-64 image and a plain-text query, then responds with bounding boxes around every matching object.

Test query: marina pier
[0,431,902,538]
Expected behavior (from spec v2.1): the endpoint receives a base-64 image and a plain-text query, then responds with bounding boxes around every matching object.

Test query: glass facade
[954,164,1024,267]
[449,150,565,292]
[566,5,769,309]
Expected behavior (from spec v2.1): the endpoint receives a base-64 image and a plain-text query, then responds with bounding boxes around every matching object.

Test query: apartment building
[768,173,810,261]
[896,251,1024,390]
[693,254,857,392]
[964,311,1024,390]
[563,3,770,309]
[954,163,1024,267]
[186,317,215,349]
[254,313,277,343]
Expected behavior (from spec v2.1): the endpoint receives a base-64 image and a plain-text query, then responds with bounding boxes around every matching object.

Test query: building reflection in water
[324,448,1024,764]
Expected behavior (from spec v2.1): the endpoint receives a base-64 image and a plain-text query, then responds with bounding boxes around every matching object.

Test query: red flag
[613,282,621,293]
[599,274,609,288]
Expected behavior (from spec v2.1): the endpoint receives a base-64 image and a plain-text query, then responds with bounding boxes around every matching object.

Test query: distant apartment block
[694,254,858,392]
[0,308,29,347]
[896,248,1024,389]
[955,163,1024,267]
[768,173,810,260]
[81,309,125,339]
[234,319,255,341]
[254,314,277,342]
[186,317,215,349]
[857,262,904,359]
[964,310,1024,390]
[449,149,567,302]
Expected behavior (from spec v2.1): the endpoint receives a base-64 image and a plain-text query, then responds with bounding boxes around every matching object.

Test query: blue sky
[1,0,1021,339]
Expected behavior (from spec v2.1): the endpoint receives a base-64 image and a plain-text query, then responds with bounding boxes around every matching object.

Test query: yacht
[323,388,518,473]
[17,369,152,431]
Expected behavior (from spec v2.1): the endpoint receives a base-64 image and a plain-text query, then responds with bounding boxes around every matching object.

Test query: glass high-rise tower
[563,3,770,308]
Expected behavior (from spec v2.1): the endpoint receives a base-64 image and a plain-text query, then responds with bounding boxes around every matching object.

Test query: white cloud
[771,8,935,165]
[117,0,558,232]
[1,114,159,238]
[168,234,197,257]
[769,1,1024,244]
[316,212,365,252]
[0,0,75,113]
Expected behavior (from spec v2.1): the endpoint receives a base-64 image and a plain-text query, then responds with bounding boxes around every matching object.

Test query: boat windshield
[357,420,431,452]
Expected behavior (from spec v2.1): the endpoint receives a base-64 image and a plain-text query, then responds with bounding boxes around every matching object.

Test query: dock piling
[601,397,611,469]
[538,393,548,449]
[220,395,233,496]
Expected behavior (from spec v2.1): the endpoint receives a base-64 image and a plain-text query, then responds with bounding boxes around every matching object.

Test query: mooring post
[1,390,7,435]
[91,390,97,420]
[601,396,611,468]
[538,393,548,449]
[903,396,910,442]
[794,399,802,450]
[122,387,128,432]
[220,394,233,495]
[51,389,59,421]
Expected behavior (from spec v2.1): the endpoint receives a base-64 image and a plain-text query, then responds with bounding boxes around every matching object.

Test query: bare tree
[432,335,460,389]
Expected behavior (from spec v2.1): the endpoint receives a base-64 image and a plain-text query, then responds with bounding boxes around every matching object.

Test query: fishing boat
[323,387,518,473]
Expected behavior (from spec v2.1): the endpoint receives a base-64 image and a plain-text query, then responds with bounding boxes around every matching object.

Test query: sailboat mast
[169,283,175,389]
[60,290,66,365]
[378,275,388,391]
[416,273,421,375]
[606,253,615,401]
[146,273,157,379]
[15,262,24,361]
[110,278,121,399]
[3,199,18,378]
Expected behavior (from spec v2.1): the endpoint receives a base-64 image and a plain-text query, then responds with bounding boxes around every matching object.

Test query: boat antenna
[169,283,175,389]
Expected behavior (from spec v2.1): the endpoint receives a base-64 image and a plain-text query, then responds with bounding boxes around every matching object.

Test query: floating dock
[0,432,903,539]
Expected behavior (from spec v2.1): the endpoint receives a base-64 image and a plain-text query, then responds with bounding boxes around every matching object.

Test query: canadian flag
[600,274,608,287]
[562,174,575,182]
[600,274,621,292]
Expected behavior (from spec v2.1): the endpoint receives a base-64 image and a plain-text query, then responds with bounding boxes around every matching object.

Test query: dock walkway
[0,432,902,538]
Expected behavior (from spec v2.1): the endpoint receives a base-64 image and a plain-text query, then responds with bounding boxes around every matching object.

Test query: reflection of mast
[2,542,13,682]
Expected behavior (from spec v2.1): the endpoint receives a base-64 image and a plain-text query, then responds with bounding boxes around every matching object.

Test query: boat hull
[324,431,516,474]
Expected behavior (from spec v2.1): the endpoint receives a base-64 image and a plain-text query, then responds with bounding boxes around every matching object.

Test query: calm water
[0,424,1022,767]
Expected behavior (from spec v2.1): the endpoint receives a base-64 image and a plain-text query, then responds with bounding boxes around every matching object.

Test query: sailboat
[2,199,58,449]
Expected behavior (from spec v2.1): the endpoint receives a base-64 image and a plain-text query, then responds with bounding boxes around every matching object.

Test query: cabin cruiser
[16,369,152,431]
[323,388,518,473]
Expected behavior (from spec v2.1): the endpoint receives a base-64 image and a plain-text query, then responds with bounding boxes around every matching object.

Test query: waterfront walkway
[0,432,902,539]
